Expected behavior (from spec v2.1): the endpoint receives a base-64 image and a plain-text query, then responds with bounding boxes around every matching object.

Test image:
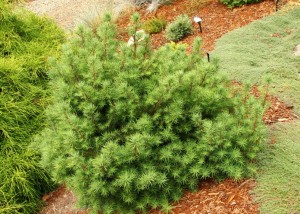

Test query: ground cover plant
[35,13,267,214]
[220,0,261,8]
[255,121,300,213]
[0,2,64,213]
[213,6,300,213]
[213,7,300,115]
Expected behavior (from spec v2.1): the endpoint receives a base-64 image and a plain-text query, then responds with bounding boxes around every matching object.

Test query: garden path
[25,0,133,30]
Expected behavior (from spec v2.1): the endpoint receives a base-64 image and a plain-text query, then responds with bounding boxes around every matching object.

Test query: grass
[0,2,64,213]
[213,7,300,114]
[255,121,300,213]
[213,6,300,214]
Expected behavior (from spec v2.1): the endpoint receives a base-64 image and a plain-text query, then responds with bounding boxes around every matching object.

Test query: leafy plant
[220,0,261,8]
[0,2,64,213]
[35,13,266,214]
[165,14,193,41]
[143,17,167,34]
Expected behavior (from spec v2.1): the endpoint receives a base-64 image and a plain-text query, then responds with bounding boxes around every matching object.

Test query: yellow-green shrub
[0,2,64,213]
[143,18,167,34]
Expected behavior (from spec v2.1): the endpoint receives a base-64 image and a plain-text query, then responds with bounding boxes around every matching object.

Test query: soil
[41,179,258,214]
[38,0,297,213]
[40,186,86,214]
[116,0,280,52]
[232,82,297,125]
[149,179,258,214]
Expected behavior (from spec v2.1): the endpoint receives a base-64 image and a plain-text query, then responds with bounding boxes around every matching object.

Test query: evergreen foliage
[0,2,64,213]
[143,17,167,34]
[165,14,193,41]
[35,13,266,214]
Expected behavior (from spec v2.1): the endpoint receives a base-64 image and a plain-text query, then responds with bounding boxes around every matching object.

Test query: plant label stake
[207,52,210,62]
[275,0,279,11]
[194,16,202,33]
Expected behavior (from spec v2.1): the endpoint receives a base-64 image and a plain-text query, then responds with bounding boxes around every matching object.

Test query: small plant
[165,14,193,41]
[143,17,167,34]
[220,0,261,8]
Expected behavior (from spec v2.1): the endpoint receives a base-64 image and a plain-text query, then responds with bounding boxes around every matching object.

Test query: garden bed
[38,0,297,214]
[117,0,277,52]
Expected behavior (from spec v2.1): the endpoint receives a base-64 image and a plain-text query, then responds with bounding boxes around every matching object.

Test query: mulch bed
[40,0,297,213]
[232,81,297,125]
[149,179,258,214]
[41,179,258,214]
[117,0,278,52]
[251,85,297,124]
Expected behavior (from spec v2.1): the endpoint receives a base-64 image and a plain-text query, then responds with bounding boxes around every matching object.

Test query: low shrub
[165,14,193,41]
[134,0,175,6]
[143,17,167,34]
[35,13,266,214]
[220,0,261,8]
[0,2,64,214]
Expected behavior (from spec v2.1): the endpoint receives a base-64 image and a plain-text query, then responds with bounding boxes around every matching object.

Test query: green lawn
[213,6,300,214]
[213,7,300,114]
[256,121,300,214]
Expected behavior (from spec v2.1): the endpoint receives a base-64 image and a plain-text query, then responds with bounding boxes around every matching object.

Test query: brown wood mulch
[231,82,297,125]
[41,179,258,214]
[251,85,297,124]
[149,179,258,214]
[40,0,297,214]
[117,0,279,52]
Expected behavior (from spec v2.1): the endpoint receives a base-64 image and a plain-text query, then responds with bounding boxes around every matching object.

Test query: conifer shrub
[35,13,266,214]
[143,17,167,34]
[165,14,193,41]
[0,1,64,213]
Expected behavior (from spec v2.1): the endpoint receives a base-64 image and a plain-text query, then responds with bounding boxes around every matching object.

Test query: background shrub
[220,0,261,8]
[35,13,266,214]
[134,0,175,6]
[0,2,64,213]
[143,17,167,34]
[165,14,193,41]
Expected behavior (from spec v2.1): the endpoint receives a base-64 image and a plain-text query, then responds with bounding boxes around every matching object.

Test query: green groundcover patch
[0,2,64,214]
[213,7,300,115]
[256,121,300,214]
[213,6,300,214]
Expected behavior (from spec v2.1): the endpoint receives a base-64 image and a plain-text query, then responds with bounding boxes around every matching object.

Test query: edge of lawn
[213,5,300,214]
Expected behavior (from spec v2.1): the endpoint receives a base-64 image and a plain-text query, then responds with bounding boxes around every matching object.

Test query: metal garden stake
[207,53,210,62]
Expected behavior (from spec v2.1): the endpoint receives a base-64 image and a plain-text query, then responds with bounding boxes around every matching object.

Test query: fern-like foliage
[0,2,64,213]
